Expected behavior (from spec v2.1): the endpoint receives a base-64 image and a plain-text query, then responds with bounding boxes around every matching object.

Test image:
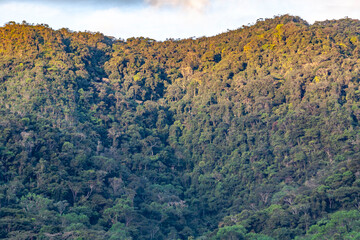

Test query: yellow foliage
[133,72,142,82]
[274,24,285,41]
[338,42,347,48]
[243,43,252,52]
[262,43,275,50]
[350,36,358,45]
[195,78,202,85]
[288,102,294,111]
[275,24,284,31]
[314,76,320,83]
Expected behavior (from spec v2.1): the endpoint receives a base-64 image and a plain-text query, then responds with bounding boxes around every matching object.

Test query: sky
[0,0,359,41]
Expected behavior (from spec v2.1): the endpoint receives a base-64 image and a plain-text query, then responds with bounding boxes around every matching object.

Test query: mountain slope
[0,15,360,239]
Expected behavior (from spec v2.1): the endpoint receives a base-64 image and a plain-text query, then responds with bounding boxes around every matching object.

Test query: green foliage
[214,225,246,240]
[302,210,360,239]
[1,16,360,239]
[107,222,133,240]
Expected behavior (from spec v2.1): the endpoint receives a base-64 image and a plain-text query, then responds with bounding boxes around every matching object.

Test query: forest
[0,15,360,239]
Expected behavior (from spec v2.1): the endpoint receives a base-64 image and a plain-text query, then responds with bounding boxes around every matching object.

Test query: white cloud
[0,2,63,26]
[146,0,209,11]
[73,6,214,39]
[0,0,360,40]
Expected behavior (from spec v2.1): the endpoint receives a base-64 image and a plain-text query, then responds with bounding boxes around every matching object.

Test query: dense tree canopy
[0,15,360,239]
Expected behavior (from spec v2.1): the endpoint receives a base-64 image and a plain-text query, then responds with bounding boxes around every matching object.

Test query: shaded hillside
[0,15,360,239]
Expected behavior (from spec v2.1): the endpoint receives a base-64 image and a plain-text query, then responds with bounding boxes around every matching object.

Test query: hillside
[0,15,360,239]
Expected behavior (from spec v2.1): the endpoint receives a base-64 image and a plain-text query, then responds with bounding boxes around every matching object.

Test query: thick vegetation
[0,15,360,239]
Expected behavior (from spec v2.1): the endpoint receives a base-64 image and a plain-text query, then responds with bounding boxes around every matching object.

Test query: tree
[104,198,136,227]
[214,225,246,240]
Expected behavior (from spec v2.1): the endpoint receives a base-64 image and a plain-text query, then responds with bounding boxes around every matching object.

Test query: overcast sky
[0,0,359,40]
